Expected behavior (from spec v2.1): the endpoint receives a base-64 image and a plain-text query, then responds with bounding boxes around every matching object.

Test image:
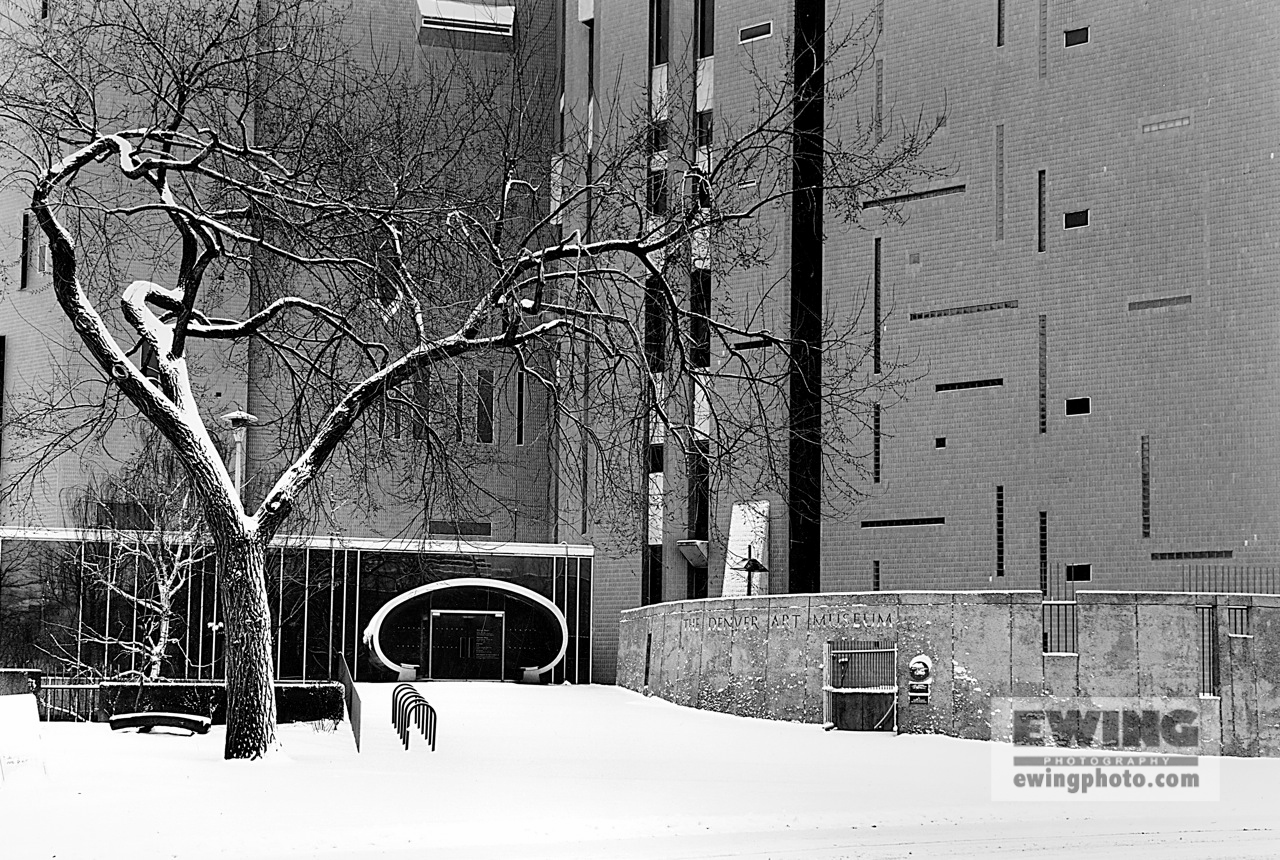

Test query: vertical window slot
[476,369,494,443]
[873,237,882,374]
[1141,436,1151,538]
[1037,170,1046,252]
[873,403,881,483]
[996,486,1005,577]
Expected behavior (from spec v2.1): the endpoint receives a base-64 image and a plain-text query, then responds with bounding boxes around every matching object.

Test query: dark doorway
[831,693,896,731]
[424,610,505,680]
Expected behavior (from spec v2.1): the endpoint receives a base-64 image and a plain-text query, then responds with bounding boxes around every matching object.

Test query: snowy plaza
[5,682,1280,859]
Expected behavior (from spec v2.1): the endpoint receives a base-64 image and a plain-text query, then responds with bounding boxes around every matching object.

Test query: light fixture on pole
[738,546,768,597]
[220,410,258,501]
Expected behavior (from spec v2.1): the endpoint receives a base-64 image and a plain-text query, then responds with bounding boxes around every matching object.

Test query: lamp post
[739,546,768,597]
[220,410,258,502]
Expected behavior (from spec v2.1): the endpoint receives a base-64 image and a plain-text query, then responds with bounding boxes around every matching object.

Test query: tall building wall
[826,0,1280,591]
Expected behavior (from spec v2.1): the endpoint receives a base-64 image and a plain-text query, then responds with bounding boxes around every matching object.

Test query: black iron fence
[1181,566,1280,594]
[37,675,100,721]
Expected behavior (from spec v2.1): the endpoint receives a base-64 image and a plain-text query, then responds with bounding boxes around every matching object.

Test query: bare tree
[40,441,214,681]
[0,0,939,758]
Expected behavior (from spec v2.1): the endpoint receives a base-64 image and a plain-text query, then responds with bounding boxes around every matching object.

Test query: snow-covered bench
[109,712,211,735]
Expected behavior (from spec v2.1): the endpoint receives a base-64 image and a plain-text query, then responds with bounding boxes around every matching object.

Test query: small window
[935,437,946,449]
[647,169,668,215]
[908,252,921,265]
[738,21,771,43]
[1064,27,1089,47]
[649,119,669,153]
[647,443,664,474]
[694,110,713,149]
[1064,209,1089,229]
[1065,563,1092,582]
[1065,397,1090,416]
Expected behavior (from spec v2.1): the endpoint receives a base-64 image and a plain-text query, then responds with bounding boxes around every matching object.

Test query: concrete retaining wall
[618,590,1280,757]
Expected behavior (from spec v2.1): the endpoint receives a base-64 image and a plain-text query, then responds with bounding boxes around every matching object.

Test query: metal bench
[108,712,212,735]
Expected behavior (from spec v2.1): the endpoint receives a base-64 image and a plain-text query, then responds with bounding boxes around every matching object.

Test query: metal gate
[1197,605,1219,697]
[823,639,897,732]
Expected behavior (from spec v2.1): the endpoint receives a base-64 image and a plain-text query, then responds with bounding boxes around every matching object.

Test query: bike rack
[391,683,438,752]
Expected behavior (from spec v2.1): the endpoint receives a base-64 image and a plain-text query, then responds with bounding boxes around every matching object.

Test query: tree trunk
[218,537,278,759]
[147,609,169,681]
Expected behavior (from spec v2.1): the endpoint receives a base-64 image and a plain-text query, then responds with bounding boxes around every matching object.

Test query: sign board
[0,693,46,785]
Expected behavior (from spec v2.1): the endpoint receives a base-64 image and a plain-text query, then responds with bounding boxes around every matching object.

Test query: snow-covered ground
[4,682,1279,859]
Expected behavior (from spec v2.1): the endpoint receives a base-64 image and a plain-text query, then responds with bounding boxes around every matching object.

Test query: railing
[391,683,437,752]
[1198,605,1220,697]
[1181,565,1280,594]
[37,676,100,722]
[337,655,362,752]
[1041,567,1078,654]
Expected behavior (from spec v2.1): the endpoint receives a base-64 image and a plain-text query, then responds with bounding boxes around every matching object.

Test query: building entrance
[424,610,505,680]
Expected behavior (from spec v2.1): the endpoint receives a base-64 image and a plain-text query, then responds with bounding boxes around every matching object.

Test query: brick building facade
[562,0,1280,684]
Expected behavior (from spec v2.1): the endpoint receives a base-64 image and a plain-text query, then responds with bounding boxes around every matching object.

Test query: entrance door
[425,610,505,680]
[825,639,897,732]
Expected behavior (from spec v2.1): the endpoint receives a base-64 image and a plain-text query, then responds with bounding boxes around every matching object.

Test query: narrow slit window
[515,368,526,446]
[1064,209,1089,229]
[1064,27,1089,47]
[1038,315,1047,433]
[19,212,30,291]
[1141,435,1151,538]
[649,0,669,66]
[1065,397,1090,416]
[872,404,881,483]
[690,269,711,369]
[454,370,465,442]
[695,0,714,59]
[1039,512,1048,593]
[644,276,666,373]
[996,0,1005,46]
[1037,170,1046,252]
[687,440,709,540]
[476,369,494,443]
[872,560,881,592]
[873,238,881,374]
[738,21,771,43]
[995,486,1005,577]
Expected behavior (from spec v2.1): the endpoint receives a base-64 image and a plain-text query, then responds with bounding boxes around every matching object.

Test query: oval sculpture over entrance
[362,577,569,680]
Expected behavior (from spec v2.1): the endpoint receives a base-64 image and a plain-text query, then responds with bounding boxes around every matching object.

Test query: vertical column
[788,0,826,593]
